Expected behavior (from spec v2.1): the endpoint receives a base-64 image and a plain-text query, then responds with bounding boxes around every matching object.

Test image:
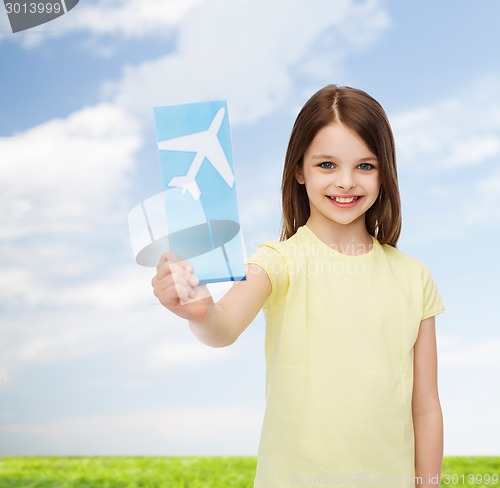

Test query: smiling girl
[152,85,445,488]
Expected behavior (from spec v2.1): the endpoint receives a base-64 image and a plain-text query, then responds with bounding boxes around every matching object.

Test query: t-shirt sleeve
[421,264,445,320]
[245,241,289,310]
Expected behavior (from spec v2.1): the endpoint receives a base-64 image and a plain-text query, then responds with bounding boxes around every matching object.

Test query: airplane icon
[157,107,235,201]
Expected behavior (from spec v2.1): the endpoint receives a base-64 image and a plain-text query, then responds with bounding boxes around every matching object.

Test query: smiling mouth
[327,196,361,203]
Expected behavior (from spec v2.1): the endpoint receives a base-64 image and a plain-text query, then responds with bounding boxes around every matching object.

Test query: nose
[335,169,356,191]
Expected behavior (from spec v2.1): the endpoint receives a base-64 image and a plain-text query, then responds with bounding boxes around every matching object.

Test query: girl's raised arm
[152,253,271,348]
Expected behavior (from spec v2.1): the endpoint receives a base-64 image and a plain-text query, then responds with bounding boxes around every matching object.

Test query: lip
[326,195,364,208]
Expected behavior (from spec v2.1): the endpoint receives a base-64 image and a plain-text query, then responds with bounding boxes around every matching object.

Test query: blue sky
[1,0,499,456]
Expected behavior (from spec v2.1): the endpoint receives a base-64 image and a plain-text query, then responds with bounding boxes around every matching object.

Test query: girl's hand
[152,252,272,347]
[151,252,213,323]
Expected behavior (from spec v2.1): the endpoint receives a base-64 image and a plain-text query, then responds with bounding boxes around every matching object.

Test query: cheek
[366,177,381,201]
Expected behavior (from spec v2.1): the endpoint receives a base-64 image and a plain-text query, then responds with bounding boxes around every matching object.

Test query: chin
[333,213,365,227]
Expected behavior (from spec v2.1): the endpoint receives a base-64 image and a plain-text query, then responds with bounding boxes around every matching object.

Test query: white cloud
[0,260,251,378]
[437,334,500,454]
[108,0,390,124]
[0,406,263,455]
[0,0,390,378]
[391,77,500,242]
[442,397,500,455]
[239,161,282,243]
[462,169,500,226]
[0,103,141,239]
[0,284,231,377]
[0,0,207,48]
[68,0,206,38]
[439,336,500,369]
[144,340,234,370]
[392,78,500,171]
[0,0,392,458]
[440,371,500,455]
[0,103,146,380]
[0,265,149,310]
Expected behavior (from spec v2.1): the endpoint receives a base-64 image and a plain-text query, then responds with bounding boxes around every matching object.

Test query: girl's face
[296,122,381,232]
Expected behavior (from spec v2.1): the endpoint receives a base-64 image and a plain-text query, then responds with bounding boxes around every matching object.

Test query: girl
[152,85,445,488]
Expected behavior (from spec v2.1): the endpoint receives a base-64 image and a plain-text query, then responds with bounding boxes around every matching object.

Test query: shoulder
[377,242,445,319]
[245,236,288,280]
[378,242,432,276]
[378,242,443,304]
[246,228,304,265]
[245,239,285,269]
[244,232,307,309]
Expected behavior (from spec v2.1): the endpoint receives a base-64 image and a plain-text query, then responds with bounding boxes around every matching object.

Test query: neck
[305,217,373,256]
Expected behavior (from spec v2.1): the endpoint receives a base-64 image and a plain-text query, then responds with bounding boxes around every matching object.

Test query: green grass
[0,457,257,488]
[441,458,500,488]
[0,456,498,487]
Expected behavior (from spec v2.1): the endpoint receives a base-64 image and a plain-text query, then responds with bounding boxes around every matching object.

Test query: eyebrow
[311,154,378,163]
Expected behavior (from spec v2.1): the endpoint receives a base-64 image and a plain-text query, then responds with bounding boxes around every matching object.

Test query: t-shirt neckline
[300,224,379,258]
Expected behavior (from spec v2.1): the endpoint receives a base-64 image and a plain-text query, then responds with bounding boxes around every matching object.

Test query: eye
[358,162,376,171]
[319,162,334,169]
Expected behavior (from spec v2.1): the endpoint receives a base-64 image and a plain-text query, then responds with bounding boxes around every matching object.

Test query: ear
[295,165,305,185]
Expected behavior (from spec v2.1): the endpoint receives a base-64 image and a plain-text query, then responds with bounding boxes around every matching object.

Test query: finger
[171,259,193,275]
[156,271,195,299]
[187,273,199,287]
[172,265,199,290]
[172,269,200,299]
[153,263,172,282]
[156,253,191,279]
[154,266,189,293]
[172,280,194,303]
[156,255,186,279]
[159,251,182,265]
[152,274,174,295]
[155,253,172,276]
[153,257,200,303]
[153,262,186,288]
[155,281,186,305]
[173,263,199,286]
[178,282,211,305]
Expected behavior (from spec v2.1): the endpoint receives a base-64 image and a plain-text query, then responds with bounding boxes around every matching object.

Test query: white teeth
[331,196,358,203]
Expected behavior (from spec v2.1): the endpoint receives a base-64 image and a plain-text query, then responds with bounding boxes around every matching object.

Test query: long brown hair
[279,84,401,247]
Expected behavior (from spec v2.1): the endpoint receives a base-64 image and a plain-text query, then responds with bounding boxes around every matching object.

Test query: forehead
[305,123,376,159]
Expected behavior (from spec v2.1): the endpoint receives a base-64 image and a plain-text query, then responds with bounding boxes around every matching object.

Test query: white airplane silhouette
[157,107,235,201]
